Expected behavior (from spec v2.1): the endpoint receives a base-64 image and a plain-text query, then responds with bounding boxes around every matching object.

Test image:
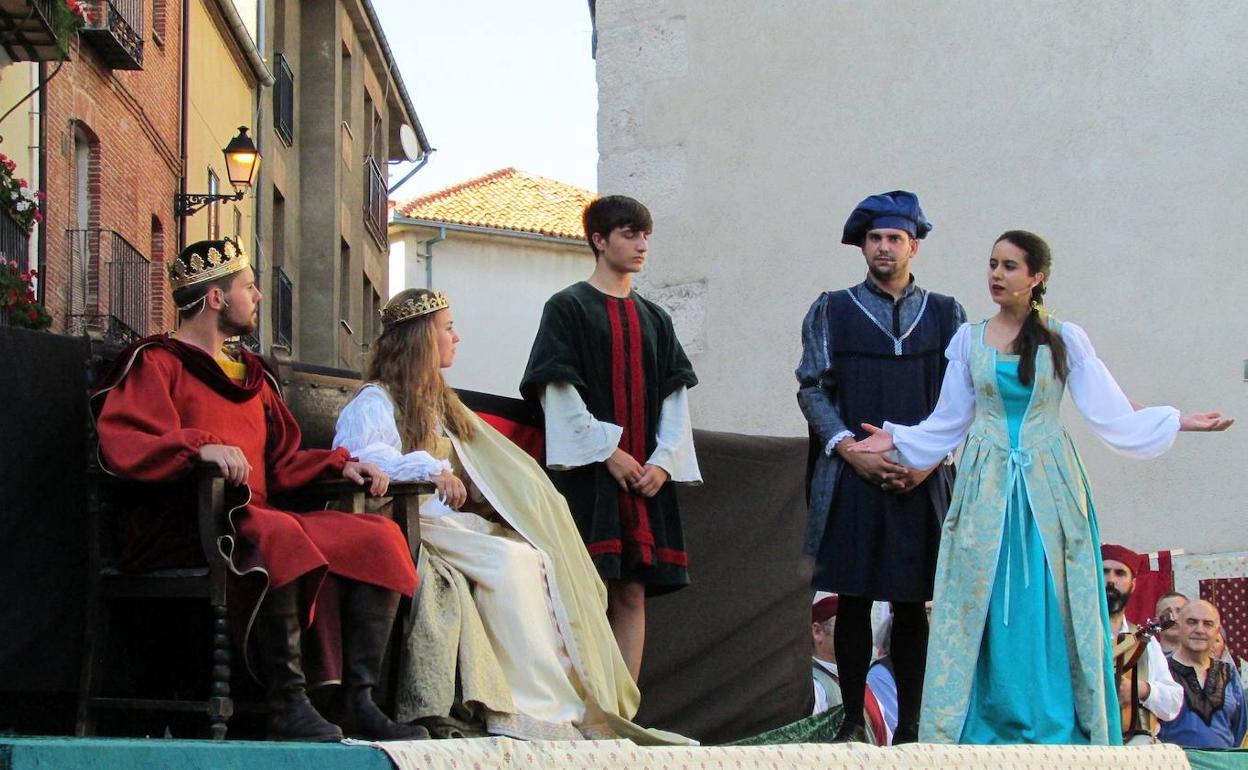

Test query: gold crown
[169,239,250,290]
[380,290,450,328]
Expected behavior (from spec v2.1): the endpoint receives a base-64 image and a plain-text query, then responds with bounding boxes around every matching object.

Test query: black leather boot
[254,584,343,742]
[340,582,430,740]
[831,717,869,743]
[892,721,920,744]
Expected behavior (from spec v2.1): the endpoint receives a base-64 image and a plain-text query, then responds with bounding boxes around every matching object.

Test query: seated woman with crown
[333,288,668,742]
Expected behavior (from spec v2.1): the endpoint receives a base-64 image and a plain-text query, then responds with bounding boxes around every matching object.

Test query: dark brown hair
[996,230,1067,386]
[582,195,653,257]
[172,272,239,322]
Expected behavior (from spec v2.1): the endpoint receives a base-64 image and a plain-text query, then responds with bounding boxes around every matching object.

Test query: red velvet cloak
[91,336,417,680]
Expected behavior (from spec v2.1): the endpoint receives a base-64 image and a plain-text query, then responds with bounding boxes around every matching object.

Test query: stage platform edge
[3,735,1244,770]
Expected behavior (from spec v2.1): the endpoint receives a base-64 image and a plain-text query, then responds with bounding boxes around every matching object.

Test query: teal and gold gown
[883,319,1180,744]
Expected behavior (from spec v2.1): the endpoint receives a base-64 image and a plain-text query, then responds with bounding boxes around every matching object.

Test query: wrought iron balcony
[80,0,142,70]
[274,53,294,146]
[0,0,63,62]
[0,206,31,272]
[363,157,387,247]
[66,228,149,342]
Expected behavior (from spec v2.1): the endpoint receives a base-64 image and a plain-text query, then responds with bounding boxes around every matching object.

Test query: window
[150,215,165,319]
[68,123,100,329]
[274,53,294,145]
[339,240,351,323]
[274,0,286,50]
[364,92,374,157]
[340,42,352,130]
[362,275,381,345]
[363,157,386,246]
[272,185,286,266]
[152,0,167,44]
[273,266,293,350]
[338,240,352,368]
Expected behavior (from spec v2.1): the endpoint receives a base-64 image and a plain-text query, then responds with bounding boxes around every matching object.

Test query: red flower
[32,211,43,222]
[29,268,37,276]
[4,160,14,172]
[27,309,37,321]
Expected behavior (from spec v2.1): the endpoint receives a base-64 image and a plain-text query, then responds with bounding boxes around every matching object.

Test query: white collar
[813,657,838,676]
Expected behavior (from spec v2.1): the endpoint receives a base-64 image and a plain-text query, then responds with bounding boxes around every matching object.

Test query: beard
[1105,585,1132,615]
[217,305,256,337]
[867,261,899,282]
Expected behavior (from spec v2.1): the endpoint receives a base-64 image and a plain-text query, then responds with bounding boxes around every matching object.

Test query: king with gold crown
[89,238,429,742]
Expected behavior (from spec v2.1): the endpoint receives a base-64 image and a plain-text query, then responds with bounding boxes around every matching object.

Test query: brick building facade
[42,0,182,338]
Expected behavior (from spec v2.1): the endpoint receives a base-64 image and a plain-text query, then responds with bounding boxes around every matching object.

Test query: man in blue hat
[795,190,965,743]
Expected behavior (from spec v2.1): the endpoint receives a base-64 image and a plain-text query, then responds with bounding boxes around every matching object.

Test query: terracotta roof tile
[394,167,595,241]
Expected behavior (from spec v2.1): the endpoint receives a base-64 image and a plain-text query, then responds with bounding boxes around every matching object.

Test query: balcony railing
[274,52,294,146]
[0,0,63,62]
[80,0,143,70]
[273,265,293,351]
[363,157,386,247]
[0,206,31,272]
[66,228,149,342]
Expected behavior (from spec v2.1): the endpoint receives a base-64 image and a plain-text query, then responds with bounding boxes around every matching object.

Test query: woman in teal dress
[848,230,1233,744]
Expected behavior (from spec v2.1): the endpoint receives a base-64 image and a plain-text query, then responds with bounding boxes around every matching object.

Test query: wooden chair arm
[193,463,229,604]
[284,477,371,512]
[385,482,432,565]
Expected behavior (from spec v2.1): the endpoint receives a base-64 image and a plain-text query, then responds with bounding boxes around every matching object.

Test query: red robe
[92,336,418,680]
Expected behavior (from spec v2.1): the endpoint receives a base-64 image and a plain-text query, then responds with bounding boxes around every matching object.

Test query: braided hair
[997,230,1068,386]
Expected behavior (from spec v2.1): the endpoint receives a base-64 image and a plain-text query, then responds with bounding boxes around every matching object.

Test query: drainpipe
[422,225,444,289]
[178,0,190,252]
[35,61,46,304]
[387,150,433,195]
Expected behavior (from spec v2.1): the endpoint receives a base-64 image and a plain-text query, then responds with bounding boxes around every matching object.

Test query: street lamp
[175,126,261,217]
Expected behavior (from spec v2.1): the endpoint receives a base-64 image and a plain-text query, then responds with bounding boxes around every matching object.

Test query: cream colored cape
[400,411,690,745]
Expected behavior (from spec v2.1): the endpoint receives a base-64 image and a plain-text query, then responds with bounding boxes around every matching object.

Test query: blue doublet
[799,282,962,601]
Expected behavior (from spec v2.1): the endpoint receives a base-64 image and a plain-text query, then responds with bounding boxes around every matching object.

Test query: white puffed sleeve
[884,323,977,469]
[540,382,623,470]
[332,384,452,481]
[1062,322,1179,459]
[646,386,702,483]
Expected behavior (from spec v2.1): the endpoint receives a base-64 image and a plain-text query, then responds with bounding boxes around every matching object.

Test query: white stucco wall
[394,226,595,398]
[595,0,1248,553]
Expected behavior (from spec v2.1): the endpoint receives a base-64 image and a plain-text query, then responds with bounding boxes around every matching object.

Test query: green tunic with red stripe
[522,281,697,594]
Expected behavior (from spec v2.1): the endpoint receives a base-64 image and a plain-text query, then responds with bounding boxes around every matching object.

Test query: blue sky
[372,0,599,200]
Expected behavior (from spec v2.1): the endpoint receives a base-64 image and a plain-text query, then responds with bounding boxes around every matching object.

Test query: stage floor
[3,736,1241,770]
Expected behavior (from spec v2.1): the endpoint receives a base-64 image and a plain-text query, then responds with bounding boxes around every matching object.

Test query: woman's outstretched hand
[1179,412,1235,432]
[846,423,897,454]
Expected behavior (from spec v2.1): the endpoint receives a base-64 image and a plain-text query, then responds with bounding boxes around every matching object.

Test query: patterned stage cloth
[360,737,1192,770]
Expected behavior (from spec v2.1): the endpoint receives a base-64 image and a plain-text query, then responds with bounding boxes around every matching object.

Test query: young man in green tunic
[521,196,701,682]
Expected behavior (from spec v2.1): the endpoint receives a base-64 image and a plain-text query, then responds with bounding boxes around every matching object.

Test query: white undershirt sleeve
[1141,636,1183,721]
[540,382,623,470]
[332,385,452,481]
[1062,322,1179,459]
[646,386,702,484]
[885,323,977,469]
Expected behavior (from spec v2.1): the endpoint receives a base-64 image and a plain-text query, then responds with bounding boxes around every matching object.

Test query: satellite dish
[399,124,422,162]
